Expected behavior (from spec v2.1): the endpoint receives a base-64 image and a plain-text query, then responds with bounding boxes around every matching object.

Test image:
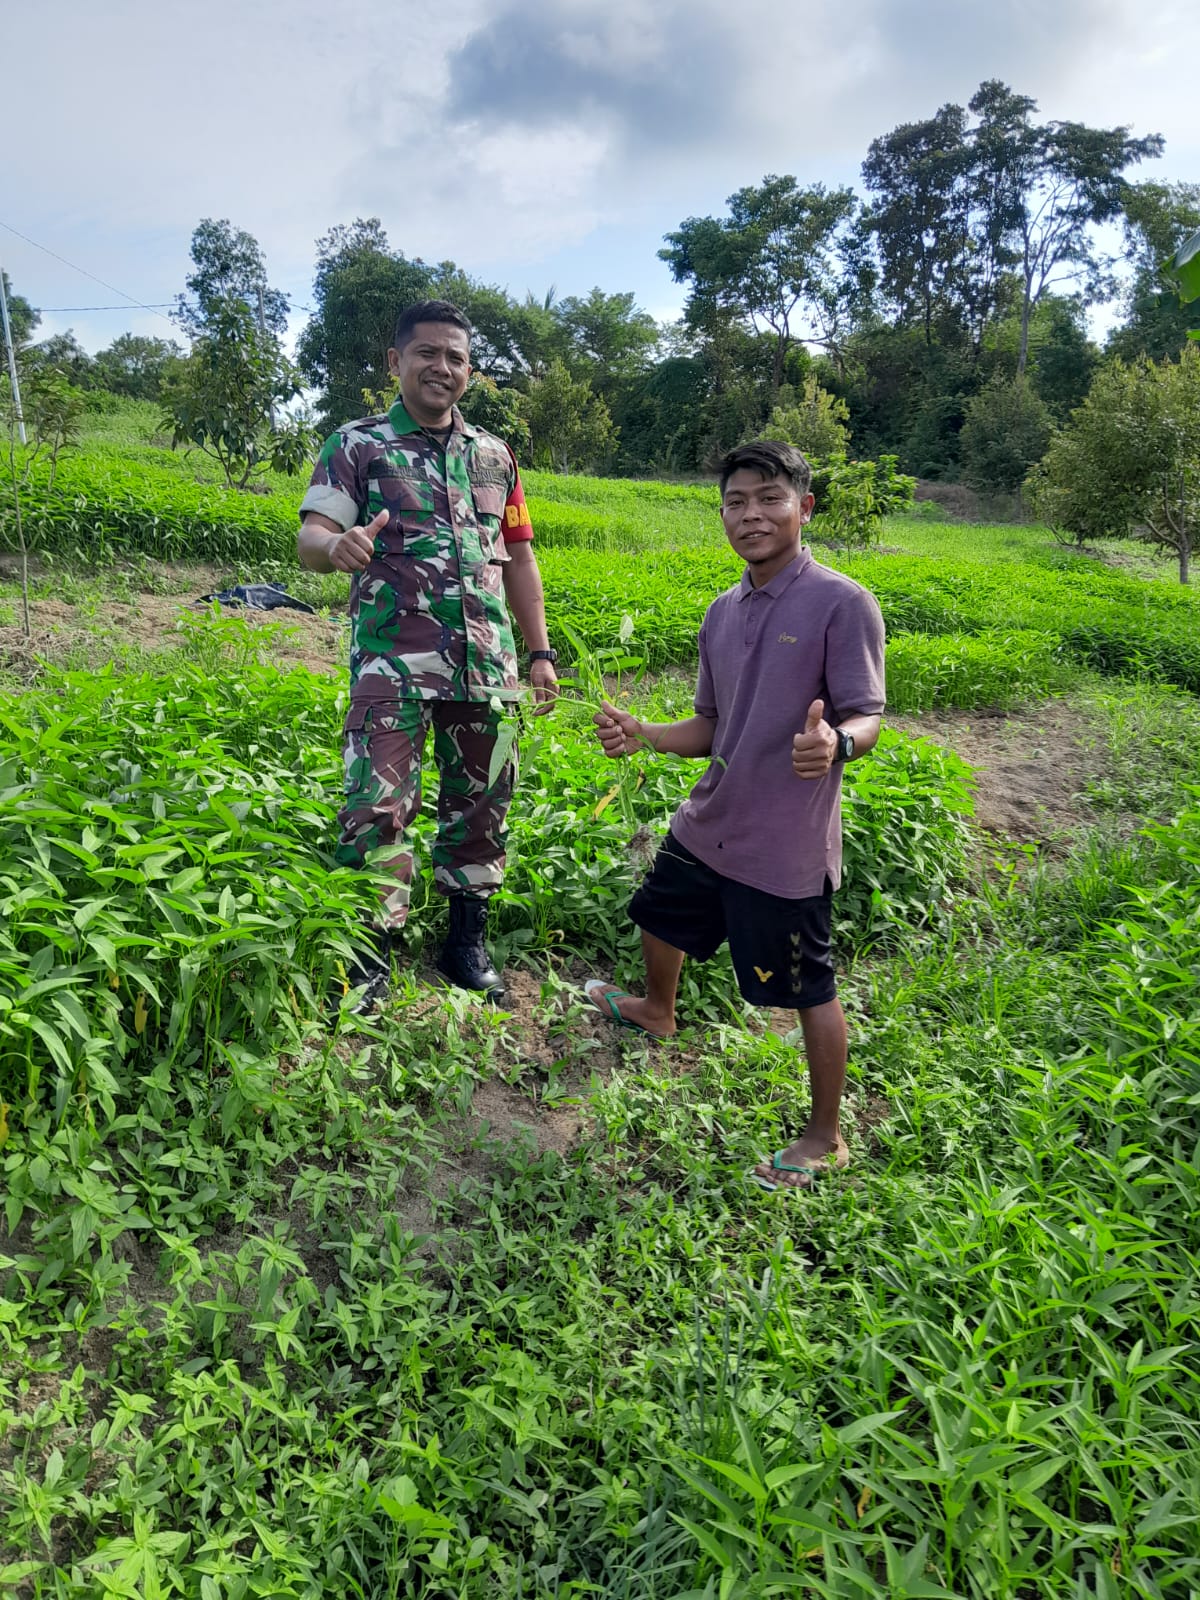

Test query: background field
[1,409,1199,1598]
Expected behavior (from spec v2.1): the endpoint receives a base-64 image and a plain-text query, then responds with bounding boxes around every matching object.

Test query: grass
[0,624,1197,1596]
[2,404,1199,1594]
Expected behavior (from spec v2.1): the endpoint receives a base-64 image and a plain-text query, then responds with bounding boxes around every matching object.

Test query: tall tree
[554,288,659,389]
[1110,181,1200,360]
[26,331,94,387]
[661,175,857,391]
[862,105,973,345]
[966,85,1163,374]
[296,219,433,426]
[92,333,183,401]
[175,218,289,339]
[427,267,561,381]
[965,81,1035,343]
[864,85,1163,374]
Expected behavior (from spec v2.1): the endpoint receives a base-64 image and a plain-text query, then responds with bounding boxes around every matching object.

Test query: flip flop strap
[597,987,630,1023]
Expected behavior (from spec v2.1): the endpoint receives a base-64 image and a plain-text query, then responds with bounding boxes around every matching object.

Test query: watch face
[838,731,854,761]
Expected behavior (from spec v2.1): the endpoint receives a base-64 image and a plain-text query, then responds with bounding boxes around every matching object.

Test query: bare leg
[587,930,683,1038]
[753,997,850,1188]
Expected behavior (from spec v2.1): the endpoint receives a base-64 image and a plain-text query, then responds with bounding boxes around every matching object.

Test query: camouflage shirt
[300,400,534,707]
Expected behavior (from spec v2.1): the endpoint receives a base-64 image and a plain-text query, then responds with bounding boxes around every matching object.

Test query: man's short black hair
[391,300,473,351]
[719,439,812,498]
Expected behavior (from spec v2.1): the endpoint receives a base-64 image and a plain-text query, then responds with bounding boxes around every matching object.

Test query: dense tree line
[4,81,1198,492]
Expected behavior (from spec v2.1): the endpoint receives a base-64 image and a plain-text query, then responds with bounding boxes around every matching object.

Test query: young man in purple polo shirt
[587,439,885,1191]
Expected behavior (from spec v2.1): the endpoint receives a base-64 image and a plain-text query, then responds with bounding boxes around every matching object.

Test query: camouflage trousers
[335,700,515,931]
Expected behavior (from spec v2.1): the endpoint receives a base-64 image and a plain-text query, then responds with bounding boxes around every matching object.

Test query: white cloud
[1,0,1195,353]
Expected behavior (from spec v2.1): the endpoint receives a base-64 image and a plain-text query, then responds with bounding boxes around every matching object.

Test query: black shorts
[628,831,837,1011]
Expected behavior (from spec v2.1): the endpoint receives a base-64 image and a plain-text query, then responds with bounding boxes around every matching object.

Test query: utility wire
[3,219,314,323]
[33,303,176,313]
[0,218,176,325]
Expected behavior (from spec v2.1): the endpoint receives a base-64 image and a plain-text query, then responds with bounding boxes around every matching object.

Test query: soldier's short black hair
[719,439,812,498]
[392,300,473,351]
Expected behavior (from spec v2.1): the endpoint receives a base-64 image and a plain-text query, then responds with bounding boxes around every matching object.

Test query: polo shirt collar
[737,546,813,601]
[388,398,477,438]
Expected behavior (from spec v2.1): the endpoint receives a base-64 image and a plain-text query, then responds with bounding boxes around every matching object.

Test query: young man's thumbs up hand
[791,698,837,779]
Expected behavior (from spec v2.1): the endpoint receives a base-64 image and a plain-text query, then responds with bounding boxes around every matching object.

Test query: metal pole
[257,284,277,432]
[0,268,27,446]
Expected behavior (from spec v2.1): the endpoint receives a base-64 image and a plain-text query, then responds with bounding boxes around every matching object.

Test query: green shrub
[885,629,1076,712]
[6,450,298,564]
[959,376,1053,495]
[0,659,367,1129]
[763,375,852,458]
[847,553,1200,692]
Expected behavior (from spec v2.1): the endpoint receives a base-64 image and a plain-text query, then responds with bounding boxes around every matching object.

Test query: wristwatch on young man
[528,649,558,664]
[833,727,855,763]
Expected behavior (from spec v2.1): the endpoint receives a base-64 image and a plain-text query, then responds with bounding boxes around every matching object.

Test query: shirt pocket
[366,470,434,546]
[470,481,511,565]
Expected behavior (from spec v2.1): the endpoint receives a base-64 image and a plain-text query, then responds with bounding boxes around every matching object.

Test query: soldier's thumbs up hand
[328,509,388,573]
[792,698,835,779]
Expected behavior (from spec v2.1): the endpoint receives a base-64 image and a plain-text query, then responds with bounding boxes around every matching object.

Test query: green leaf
[1164,226,1200,304]
[835,1408,907,1445]
[672,1515,733,1570]
[487,721,518,791]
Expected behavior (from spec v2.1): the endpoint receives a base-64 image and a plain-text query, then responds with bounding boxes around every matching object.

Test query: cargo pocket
[471,482,511,565]
[368,472,433,545]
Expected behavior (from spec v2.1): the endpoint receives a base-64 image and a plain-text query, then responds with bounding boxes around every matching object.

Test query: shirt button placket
[444,437,473,695]
[746,589,763,648]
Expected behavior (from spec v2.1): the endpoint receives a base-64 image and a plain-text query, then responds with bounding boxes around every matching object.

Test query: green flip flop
[750,1149,839,1192]
[583,979,669,1040]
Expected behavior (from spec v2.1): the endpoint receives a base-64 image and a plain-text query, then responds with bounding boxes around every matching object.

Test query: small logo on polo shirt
[777,633,797,644]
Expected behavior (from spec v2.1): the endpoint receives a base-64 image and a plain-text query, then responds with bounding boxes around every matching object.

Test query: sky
[2,0,1198,358]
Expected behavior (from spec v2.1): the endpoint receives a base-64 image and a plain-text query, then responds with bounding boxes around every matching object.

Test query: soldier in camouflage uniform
[298,300,558,1008]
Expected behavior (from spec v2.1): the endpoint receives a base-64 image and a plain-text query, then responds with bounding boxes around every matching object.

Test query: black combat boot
[343,926,395,1015]
[437,894,506,1003]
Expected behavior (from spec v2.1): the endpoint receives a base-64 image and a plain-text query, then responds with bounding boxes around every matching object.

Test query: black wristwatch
[833,728,855,763]
[528,649,558,664]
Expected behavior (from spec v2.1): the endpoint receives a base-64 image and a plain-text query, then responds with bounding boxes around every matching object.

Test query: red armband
[502,460,534,544]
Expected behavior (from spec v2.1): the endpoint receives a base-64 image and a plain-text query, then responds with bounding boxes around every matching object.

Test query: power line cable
[0,218,176,325]
[3,219,315,322]
[33,304,176,313]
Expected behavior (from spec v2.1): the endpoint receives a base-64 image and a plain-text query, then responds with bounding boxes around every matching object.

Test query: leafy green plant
[1,359,84,635]
[763,374,852,459]
[885,629,1077,712]
[1027,347,1200,581]
[161,294,314,490]
[5,432,1200,1599]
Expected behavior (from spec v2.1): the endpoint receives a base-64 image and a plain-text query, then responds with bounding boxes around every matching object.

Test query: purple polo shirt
[671,549,885,899]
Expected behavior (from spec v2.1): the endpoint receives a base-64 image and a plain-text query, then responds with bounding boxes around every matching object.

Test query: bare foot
[584,980,676,1039]
[753,1131,849,1190]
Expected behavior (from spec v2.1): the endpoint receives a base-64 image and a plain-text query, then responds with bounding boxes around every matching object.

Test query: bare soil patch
[0,591,345,679]
[887,701,1110,850]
